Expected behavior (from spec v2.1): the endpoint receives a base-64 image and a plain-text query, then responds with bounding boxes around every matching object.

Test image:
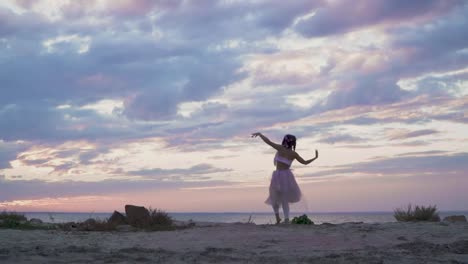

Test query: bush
[292,214,314,225]
[0,211,42,230]
[0,211,27,222]
[0,211,25,228]
[394,204,440,222]
[148,208,173,226]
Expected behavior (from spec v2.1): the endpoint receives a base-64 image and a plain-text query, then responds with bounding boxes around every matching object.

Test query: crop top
[274,152,293,166]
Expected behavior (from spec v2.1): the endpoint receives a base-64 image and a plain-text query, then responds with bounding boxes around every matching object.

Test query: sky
[0,0,467,213]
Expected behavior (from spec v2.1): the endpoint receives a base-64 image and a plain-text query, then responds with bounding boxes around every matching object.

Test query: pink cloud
[14,0,35,9]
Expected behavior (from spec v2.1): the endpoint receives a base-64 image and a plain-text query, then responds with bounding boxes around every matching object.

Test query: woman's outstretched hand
[251,132,261,138]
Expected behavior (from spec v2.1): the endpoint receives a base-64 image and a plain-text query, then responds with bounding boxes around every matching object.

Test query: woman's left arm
[295,150,319,165]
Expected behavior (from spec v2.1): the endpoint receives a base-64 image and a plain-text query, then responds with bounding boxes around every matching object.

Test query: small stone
[443,215,467,223]
[29,218,43,225]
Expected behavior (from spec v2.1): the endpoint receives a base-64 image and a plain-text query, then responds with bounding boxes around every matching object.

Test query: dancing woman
[251,132,318,224]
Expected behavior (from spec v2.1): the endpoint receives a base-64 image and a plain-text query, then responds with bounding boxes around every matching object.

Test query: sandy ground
[1,221,468,263]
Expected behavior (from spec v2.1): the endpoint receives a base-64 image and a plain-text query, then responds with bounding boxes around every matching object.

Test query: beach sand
[1,221,467,263]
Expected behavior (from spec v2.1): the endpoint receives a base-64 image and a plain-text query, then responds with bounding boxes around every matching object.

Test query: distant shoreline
[17,211,468,225]
[14,210,468,214]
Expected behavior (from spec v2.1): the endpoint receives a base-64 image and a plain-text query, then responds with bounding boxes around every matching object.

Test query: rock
[29,218,43,225]
[443,215,467,223]
[125,205,151,227]
[108,211,127,225]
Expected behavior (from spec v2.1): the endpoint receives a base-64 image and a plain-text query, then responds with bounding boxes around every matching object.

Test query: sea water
[22,211,468,225]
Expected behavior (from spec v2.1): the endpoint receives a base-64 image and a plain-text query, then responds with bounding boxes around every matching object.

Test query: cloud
[387,129,439,141]
[1,1,269,125]
[1,0,464,148]
[391,4,468,59]
[0,102,145,142]
[152,0,323,41]
[323,76,409,110]
[295,0,463,37]
[0,176,232,203]
[385,3,468,81]
[318,133,365,144]
[303,152,468,178]
[0,141,30,169]
[0,6,49,37]
[127,163,232,179]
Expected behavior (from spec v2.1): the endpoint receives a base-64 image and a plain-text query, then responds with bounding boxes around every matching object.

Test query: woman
[251,132,318,224]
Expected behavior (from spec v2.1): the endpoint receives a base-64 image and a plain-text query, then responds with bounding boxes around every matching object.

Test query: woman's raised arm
[251,132,283,151]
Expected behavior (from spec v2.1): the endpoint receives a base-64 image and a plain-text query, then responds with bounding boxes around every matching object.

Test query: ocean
[22,211,468,225]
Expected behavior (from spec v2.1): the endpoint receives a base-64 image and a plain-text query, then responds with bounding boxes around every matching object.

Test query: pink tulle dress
[265,153,302,205]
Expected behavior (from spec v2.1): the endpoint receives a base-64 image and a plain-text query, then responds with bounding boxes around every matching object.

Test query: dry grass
[148,207,175,231]
[84,219,118,231]
[394,204,440,222]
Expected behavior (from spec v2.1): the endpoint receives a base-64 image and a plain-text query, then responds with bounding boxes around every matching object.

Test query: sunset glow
[1,0,467,213]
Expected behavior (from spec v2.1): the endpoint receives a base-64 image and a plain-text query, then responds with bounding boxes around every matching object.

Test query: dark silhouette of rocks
[108,211,127,225]
[443,215,467,222]
[125,205,151,227]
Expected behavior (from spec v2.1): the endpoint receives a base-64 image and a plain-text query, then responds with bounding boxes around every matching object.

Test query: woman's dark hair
[281,134,296,150]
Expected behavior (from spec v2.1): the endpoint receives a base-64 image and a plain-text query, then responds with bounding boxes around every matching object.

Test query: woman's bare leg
[272,204,281,224]
[282,200,290,223]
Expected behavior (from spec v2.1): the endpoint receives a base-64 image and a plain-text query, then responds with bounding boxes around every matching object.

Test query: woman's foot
[275,213,281,224]
[284,218,290,224]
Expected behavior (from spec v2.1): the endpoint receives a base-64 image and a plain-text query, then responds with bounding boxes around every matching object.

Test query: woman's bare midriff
[275,163,291,170]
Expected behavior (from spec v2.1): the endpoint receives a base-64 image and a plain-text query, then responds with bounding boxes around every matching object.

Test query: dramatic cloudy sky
[1,0,467,213]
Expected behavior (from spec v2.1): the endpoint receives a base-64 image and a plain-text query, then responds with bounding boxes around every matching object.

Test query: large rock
[443,215,467,223]
[108,211,127,225]
[125,205,151,227]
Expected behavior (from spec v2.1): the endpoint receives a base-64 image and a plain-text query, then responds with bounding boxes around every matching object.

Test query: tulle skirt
[265,169,302,205]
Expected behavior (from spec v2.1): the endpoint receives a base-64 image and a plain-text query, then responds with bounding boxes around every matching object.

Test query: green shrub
[0,211,27,222]
[394,204,440,222]
[0,211,26,229]
[0,211,46,230]
[292,214,314,225]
